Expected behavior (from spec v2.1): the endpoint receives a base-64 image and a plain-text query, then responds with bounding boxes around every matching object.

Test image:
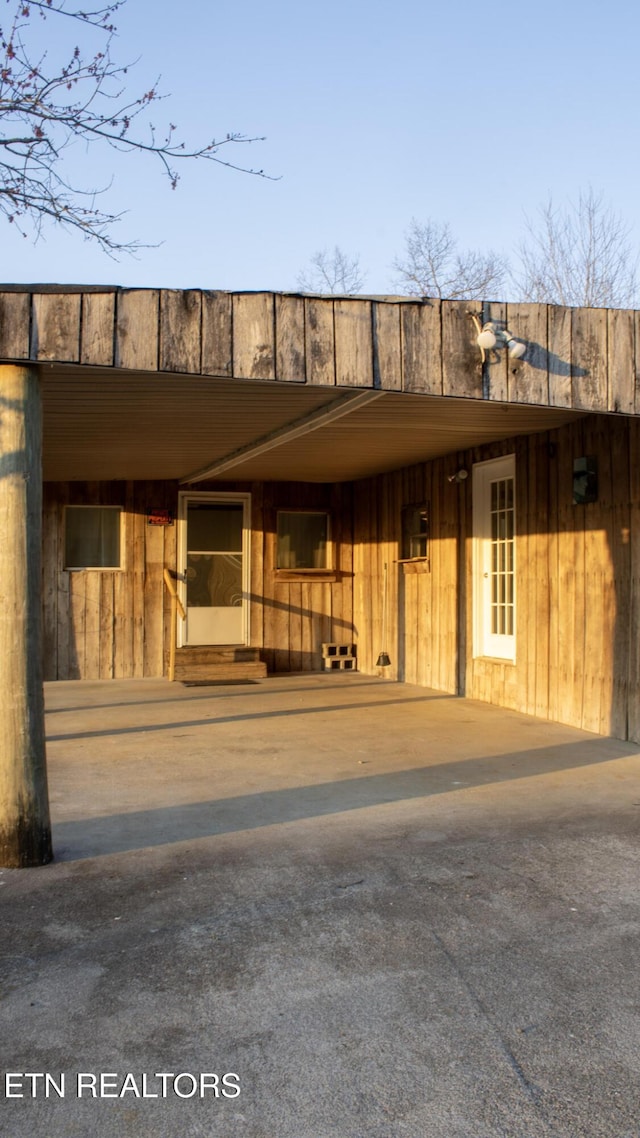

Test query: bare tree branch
[393,218,508,301]
[0,0,269,254]
[516,189,639,308]
[297,246,366,294]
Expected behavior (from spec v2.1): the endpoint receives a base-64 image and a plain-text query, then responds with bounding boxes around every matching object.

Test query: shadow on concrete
[44,678,388,716]
[53,736,638,862]
[47,691,453,742]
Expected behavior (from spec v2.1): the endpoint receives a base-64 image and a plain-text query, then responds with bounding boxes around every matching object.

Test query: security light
[470,315,526,362]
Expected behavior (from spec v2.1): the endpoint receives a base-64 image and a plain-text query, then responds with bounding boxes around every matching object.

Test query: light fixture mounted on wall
[447,469,469,484]
[470,315,526,363]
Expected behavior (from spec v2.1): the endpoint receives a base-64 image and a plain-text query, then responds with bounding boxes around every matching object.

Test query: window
[473,456,516,661]
[401,503,429,559]
[276,511,330,570]
[64,506,122,570]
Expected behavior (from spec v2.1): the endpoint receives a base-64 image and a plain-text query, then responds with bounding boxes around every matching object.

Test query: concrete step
[174,660,267,682]
[175,646,261,665]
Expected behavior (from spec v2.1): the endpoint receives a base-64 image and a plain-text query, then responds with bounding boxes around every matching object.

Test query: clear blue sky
[2,0,639,293]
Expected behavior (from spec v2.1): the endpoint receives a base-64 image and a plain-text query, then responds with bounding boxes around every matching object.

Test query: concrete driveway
[1,673,639,1137]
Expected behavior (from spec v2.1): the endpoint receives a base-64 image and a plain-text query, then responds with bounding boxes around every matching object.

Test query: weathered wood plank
[442,300,483,399]
[547,305,573,407]
[334,299,373,387]
[161,484,178,672]
[373,302,402,390]
[32,293,81,361]
[81,292,115,366]
[439,459,460,693]
[160,289,202,374]
[318,581,333,669]
[202,291,232,376]
[426,460,441,690]
[568,422,586,729]
[299,580,313,670]
[305,298,335,386]
[83,569,102,679]
[115,290,159,371]
[401,301,442,394]
[482,302,508,401]
[607,308,635,414]
[627,419,640,741]
[0,292,30,359]
[400,465,421,683]
[249,483,264,651]
[547,429,561,725]
[143,482,164,677]
[272,580,291,672]
[289,581,303,670]
[114,484,134,679]
[634,312,640,416]
[99,573,115,679]
[506,303,549,405]
[352,479,370,672]
[514,436,532,715]
[581,418,612,733]
[275,294,306,381]
[553,424,576,726]
[68,571,86,679]
[609,421,630,738]
[571,306,608,411]
[233,293,275,380]
[260,485,276,673]
[532,437,550,719]
[131,482,146,677]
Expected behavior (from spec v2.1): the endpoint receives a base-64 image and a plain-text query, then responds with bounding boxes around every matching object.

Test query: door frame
[176,491,252,648]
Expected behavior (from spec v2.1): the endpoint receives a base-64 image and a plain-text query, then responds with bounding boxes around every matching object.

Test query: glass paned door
[489,477,515,637]
[473,456,516,661]
[183,500,246,645]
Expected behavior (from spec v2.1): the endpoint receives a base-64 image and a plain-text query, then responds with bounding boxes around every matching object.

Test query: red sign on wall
[147,509,173,527]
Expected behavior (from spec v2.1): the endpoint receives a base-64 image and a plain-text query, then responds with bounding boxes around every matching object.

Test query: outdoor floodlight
[447,469,469,484]
[476,325,497,351]
[504,335,526,359]
[470,315,527,363]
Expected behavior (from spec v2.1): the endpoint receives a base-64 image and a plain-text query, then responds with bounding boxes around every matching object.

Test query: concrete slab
[1,674,640,1137]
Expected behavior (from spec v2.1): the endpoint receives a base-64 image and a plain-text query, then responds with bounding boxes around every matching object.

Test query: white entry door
[472,455,516,662]
[179,494,250,646]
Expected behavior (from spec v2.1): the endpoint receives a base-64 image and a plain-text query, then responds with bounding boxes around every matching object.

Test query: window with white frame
[473,456,516,661]
[64,506,122,570]
[276,511,331,570]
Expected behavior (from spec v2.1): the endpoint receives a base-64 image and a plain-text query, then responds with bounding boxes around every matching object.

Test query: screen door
[183,500,246,645]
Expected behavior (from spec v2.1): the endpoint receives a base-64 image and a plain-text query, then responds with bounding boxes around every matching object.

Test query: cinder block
[322,642,356,659]
[323,656,356,671]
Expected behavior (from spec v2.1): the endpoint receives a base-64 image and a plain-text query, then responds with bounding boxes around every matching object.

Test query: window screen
[64,507,122,569]
[277,512,330,569]
[401,503,429,559]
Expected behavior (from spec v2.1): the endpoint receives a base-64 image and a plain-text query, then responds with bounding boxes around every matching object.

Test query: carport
[2,285,639,868]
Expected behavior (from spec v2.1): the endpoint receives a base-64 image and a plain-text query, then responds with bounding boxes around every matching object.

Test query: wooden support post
[0,365,52,866]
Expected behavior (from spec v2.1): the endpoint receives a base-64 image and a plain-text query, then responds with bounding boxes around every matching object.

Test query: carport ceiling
[42,365,584,483]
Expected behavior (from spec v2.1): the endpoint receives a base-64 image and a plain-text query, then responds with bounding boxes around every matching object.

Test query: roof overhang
[41,363,583,483]
[0,287,630,483]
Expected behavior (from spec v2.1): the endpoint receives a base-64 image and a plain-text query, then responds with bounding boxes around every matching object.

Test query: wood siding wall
[3,287,639,415]
[42,480,353,681]
[352,414,640,744]
[43,414,640,744]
